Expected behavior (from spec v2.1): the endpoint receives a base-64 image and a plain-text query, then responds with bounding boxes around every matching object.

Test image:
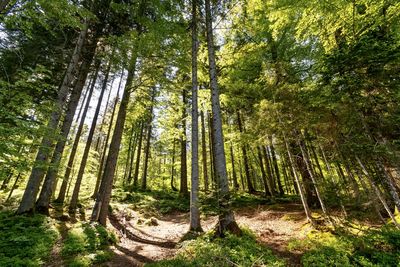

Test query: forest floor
[102,202,308,267]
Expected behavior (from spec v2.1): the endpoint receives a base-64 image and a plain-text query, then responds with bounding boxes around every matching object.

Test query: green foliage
[288,226,400,267]
[0,211,58,267]
[61,223,116,267]
[116,189,190,216]
[147,228,285,267]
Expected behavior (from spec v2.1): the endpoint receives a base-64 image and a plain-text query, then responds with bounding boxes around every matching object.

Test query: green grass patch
[288,226,400,266]
[61,223,116,267]
[0,211,59,267]
[146,228,285,267]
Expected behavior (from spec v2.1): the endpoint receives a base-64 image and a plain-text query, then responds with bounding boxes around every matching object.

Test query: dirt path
[103,203,307,267]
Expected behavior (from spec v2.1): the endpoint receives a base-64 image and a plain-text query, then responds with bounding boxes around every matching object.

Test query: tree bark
[170,139,178,191]
[200,110,209,192]
[189,0,202,232]
[269,137,284,195]
[237,111,255,193]
[180,88,188,195]
[91,52,138,225]
[205,0,240,236]
[69,56,112,213]
[141,91,155,190]
[17,23,89,214]
[133,120,144,187]
[36,44,96,214]
[93,71,124,196]
[230,143,239,191]
[55,59,101,203]
[257,147,271,197]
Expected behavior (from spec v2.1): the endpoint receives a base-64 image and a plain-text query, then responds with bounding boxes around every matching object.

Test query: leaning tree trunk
[36,44,96,214]
[92,71,124,197]
[69,56,112,213]
[55,59,101,204]
[180,88,188,195]
[205,0,240,236]
[17,23,89,214]
[91,52,138,225]
[189,0,202,232]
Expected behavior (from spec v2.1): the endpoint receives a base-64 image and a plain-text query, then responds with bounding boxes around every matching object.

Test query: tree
[204,0,240,236]
[189,0,202,232]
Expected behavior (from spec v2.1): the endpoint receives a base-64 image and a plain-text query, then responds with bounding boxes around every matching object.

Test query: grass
[146,228,285,267]
[61,222,116,267]
[288,226,400,266]
[0,211,59,267]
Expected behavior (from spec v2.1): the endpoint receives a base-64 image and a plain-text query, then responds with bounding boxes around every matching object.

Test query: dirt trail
[103,203,307,267]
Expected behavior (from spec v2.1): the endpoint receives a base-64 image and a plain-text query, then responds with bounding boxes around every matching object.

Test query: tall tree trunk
[142,91,155,190]
[123,124,135,183]
[91,52,138,225]
[230,143,239,191]
[141,123,152,190]
[262,146,276,196]
[170,139,178,191]
[200,110,209,192]
[189,0,202,232]
[180,88,188,195]
[133,121,144,187]
[92,71,124,197]
[55,59,101,203]
[283,133,313,222]
[36,45,96,214]
[356,156,400,228]
[257,147,271,197]
[208,111,216,188]
[17,23,89,214]
[69,56,112,213]
[237,111,255,193]
[205,0,240,236]
[269,137,284,195]
[126,125,139,186]
[298,136,331,224]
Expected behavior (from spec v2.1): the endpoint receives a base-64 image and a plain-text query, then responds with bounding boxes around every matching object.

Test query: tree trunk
[189,0,202,232]
[91,52,138,225]
[298,136,331,224]
[142,93,155,190]
[180,88,188,195]
[69,56,112,213]
[170,139,178,191]
[283,133,313,223]
[17,23,89,214]
[205,0,240,236]
[123,124,135,183]
[230,143,239,191]
[200,110,209,192]
[55,59,101,203]
[6,173,21,202]
[208,111,216,188]
[133,120,144,187]
[262,146,276,196]
[269,137,284,195]
[92,71,124,197]
[237,111,255,194]
[126,125,139,186]
[257,147,271,197]
[36,44,95,214]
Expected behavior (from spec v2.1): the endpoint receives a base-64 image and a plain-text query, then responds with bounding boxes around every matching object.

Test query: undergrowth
[0,211,59,267]
[61,223,116,267]
[288,226,400,266]
[146,228,285,267]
